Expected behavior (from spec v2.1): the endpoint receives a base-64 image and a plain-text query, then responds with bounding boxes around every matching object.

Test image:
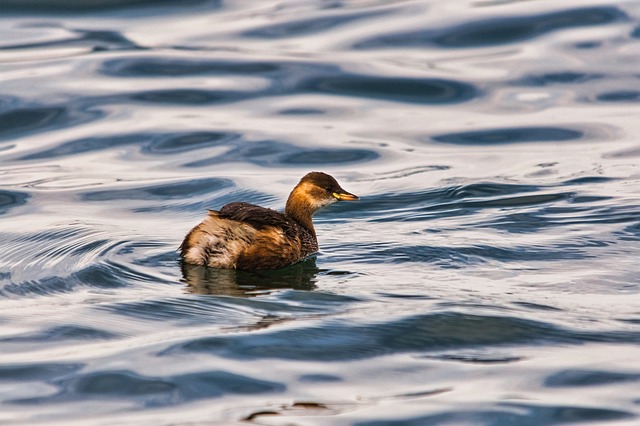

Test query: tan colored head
[285,171,358,233]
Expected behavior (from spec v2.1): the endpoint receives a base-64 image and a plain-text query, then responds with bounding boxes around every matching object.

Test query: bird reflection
[181,257,320,297]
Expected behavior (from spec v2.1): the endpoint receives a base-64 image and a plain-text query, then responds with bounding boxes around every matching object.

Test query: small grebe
[180,171,358,270]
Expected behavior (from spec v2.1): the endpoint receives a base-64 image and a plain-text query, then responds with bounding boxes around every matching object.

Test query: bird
[180,171,358,270]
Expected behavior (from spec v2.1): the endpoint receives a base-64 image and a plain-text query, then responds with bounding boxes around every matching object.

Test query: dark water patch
[431,127,583,145]
[134,188,274,215]
[95,296,278,324]
[185,139,378,168]
[0,105,101,140]
[352,183,542,218]
[355,403,635,425]
[134,250,181,268]
[513,302,563,312]
[303,75,478,104]
[76,260,171,287]
[0,190,29,215]
[354,6,627,49]
[0,325,117,343]
[129,89,247,105]
[618,222,640,242]
[243,10,385,38]
[83,178,232,201]
[351,243,587,265]
[298,374,342,383]
[596,91,640,102]
[422,353,523,364]
[102,57,279,78]
[10,369,284,406]
[1,261,166,297]
[516,72,603,86]
[278,108,325,115]
[485,203,640,234]
[1,276,76,298]
[365,189,571,226]
[282,149,378,165]
[69,262,142,289]
[562,176,615,185]
[143,131,241,154]
[103,59,472,105]
[19,133,148,160]
[448,182,541,198]
[100,278,354,324]
[163,312,640,361]
[459,192,568,208]
[0,363,83,382]
[356,184,580,226]
[0,0,216,13]
[574,40,601,49]
[182,260,321,297]
[603,146,640,159]
[21,131,241,160]
[376,292,435,300]
[274,287,361,305]
[545,369,640,388]
[3,28,141,51]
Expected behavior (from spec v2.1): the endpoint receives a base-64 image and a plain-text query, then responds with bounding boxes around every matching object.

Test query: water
[1,0,640,424]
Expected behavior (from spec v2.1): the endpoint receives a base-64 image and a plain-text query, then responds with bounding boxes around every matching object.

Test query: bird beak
[333,191,359,201]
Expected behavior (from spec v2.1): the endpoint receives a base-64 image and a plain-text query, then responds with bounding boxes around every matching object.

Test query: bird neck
[285,184,317,237]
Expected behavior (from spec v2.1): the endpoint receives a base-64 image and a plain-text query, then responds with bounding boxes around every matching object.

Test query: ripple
[354,6,627,49]
[431,127,583,145]
[545,369,640,388]
[0,362,83,382]
[1,107,65,139]
[596,91,640,103]
[0,224,173,296]
[3,27,141,51]
[182,259,321,296]
[355,403,635,425]
[10,369,285,406]
[242,10,385,38]
[129,89,248,105]
[185,139,378,167]
[82,178,232,201]
[516,72,603,86]
[282,149,378,165]
[484,202,640,234]
[347,242,587,266]
[361,183,569,225]
[1,104,103,144]
[163,313,640,361]
[303,75,478,104]
[0,325,117,343]
[102,58,477,105]
[0,190,29,215]
[101,57,279,78]
[20,131,242,160]
[0,0,216,13]
[143,131,241,154]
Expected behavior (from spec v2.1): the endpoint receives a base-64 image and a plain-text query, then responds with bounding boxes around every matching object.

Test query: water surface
[1,0,640,424]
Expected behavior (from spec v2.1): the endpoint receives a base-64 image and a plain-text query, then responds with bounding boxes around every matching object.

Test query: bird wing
[218,202,293,232]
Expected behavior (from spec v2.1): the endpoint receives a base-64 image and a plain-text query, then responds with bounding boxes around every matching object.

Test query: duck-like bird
[180,172,358,270]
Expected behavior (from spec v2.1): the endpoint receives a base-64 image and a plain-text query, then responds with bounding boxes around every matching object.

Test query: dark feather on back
[219,202,294,232]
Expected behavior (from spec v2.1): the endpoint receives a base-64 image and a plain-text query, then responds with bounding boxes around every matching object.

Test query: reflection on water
[1,0,640,424]
[182,258,320,296]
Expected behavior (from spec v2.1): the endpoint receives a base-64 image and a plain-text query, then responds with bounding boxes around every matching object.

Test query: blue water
[1,0,640,424]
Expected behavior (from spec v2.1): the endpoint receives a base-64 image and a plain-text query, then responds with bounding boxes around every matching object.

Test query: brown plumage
[180,171,358,270]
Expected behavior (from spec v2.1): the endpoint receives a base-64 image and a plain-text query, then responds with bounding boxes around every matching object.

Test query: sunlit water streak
[1,0,640,424]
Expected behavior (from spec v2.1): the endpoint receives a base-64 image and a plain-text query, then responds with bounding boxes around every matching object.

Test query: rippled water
[1,0,640,424]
